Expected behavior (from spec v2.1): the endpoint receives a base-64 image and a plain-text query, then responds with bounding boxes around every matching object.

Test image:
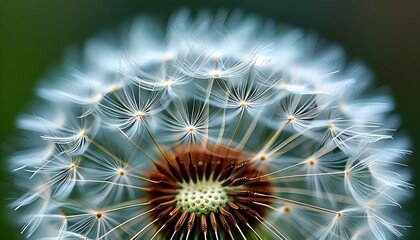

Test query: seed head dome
[9,10,412,239]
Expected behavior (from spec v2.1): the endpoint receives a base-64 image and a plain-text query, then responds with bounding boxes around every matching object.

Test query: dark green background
[1,0,419,239]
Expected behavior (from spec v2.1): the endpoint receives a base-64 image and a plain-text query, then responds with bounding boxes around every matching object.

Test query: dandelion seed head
[8,10,412,240]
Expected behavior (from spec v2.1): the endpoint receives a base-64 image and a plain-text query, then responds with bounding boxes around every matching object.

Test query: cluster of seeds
[146,145,273,239]
[177,181,230,215]
[8,10,411,240]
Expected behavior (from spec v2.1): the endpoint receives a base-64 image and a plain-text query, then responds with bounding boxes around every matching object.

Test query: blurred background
[1,0,419,239]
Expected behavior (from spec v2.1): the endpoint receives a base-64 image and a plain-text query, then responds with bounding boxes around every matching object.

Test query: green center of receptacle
[176,181,231,216]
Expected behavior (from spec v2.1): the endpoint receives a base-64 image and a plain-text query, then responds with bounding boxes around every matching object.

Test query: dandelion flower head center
[146,145,273,234]
[176,180,230,216]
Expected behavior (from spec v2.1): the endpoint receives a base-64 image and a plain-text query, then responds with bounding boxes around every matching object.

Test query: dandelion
[9,10,412,239]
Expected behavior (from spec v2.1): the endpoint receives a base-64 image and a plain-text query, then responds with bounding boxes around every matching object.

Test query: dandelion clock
[8,10,412,239]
